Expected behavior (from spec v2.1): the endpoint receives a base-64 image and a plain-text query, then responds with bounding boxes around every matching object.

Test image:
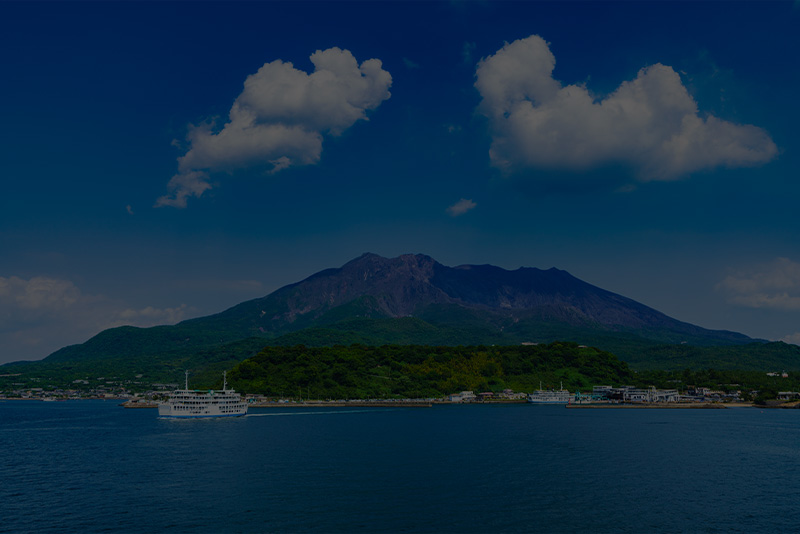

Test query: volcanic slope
[15,252,791,378]
[199,252,752,346]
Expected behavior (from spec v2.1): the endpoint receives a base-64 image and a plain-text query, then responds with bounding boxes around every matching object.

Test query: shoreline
[567,402,730,409]
[11,397,799,410]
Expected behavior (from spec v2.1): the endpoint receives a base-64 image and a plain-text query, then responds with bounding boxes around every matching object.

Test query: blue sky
[2,1,799,364]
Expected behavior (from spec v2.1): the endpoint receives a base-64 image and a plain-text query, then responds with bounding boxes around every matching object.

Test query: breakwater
[120,400,158,408]
[566,402,728,409]
[250,401,433,408]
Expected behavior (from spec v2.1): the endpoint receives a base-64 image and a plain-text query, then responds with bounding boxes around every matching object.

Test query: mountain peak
[338,253,439,284]
[346,252,437,269]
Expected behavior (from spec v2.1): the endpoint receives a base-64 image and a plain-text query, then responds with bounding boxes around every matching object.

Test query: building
[622,387,679,403]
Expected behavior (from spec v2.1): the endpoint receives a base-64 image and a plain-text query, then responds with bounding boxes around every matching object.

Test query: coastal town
[3,373,800,408]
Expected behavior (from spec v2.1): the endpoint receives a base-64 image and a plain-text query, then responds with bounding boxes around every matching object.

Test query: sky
[2,1,799,364]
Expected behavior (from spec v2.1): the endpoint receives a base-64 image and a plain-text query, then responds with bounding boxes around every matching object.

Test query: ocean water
[1,401,798,533]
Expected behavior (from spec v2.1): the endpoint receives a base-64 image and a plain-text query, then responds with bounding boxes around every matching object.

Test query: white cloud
[267,156,292,175]
[0,276,82,321]
[0,275,193,362]
[156,170,212,209]
[717,258,800,310]
[475,35,777,181]
[447,198,477,216]
[157,47,392,208]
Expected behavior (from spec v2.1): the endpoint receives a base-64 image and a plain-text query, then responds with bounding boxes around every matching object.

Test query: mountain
[8,252,800,382]
[197,252,751,346]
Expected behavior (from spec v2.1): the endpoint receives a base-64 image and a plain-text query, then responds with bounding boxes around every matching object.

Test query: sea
[1,401,798,533]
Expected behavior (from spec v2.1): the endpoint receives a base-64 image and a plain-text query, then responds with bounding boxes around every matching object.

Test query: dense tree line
[635,368,800,402]
[227,342,634,399]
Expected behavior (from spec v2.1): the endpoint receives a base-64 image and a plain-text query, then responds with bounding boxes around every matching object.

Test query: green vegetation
[4,336,800,402]
[0,337,268,391]
[7,298,800,390]
[227,343,800,401]
[625,342,800,371]
[227,342,633,398]
[268,318,800,372]
[634,368,800,403]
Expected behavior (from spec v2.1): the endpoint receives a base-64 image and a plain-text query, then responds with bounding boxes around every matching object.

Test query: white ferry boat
[527,382,572,404]
[158,371,248,418]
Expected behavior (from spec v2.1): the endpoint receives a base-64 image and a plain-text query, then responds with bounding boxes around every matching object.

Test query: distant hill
[5,253,800,382]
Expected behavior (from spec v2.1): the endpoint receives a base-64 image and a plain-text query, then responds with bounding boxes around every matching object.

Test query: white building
[623,387,679,403]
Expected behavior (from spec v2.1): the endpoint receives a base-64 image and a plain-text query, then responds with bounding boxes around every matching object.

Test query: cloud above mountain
[157,47,392,208]
[717,258,800,310]
[0,276,85,324]
[475,35,777,182]
[0,275,193,361]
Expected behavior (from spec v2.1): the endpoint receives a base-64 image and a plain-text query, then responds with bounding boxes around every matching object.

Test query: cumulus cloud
[0,275,193,362]
[717,258,800,310]
[446,198,477,216]
[157,47,392,208]
[156,171,212,209]
[0,276,83,323]
[475,35,777,182]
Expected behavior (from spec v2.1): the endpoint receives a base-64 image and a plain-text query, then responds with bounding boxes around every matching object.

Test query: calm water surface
[1,401,798,533]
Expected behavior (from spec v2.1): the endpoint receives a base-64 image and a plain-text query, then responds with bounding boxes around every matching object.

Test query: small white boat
[158,371,247,418]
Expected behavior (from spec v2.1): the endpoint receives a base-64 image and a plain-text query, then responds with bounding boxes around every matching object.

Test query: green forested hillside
[227,342,800,401]
[5,317,800,394]
[227,342,633,398]
[625,341,800,371]
[0,337,268,389]
[266,319,800,371]
[5,335,800,398]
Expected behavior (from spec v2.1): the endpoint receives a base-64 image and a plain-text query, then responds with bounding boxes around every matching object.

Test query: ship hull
[526,391,572,404]
[158,412,246,418]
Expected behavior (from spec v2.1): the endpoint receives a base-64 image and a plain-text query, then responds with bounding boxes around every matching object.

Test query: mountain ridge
[7,252,785,377]
[202,252,751,345]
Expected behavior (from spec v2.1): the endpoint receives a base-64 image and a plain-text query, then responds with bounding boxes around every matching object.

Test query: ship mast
[184,370,189,391]
[223,371,228,391]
